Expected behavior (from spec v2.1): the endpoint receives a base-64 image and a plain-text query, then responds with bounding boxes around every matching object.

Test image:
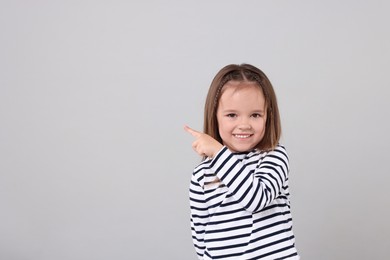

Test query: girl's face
[216,81,267,153]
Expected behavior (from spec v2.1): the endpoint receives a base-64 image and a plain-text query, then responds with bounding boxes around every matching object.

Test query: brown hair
[203,64,281,151]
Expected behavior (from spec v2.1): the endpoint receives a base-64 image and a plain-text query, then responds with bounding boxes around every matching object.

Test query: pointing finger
[184,125,202,138]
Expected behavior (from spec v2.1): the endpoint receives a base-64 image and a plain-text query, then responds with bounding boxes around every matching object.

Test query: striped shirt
[189,145,299,260]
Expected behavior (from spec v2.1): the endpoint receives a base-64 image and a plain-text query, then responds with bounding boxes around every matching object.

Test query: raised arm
[211,145,289,213]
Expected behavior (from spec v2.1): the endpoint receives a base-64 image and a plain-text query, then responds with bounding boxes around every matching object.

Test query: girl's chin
[226,144,256,153]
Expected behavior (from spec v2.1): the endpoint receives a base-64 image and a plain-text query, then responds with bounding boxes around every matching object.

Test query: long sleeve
[189,177,208,259]
[188,145,299,259]
[211,145,289,213]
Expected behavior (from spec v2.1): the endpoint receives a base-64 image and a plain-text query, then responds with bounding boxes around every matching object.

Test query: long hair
[203,64,281,151]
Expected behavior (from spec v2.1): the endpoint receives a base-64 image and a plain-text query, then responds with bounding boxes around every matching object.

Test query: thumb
[184,125,202,138]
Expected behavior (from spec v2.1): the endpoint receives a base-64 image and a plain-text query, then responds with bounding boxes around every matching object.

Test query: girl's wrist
[212,144,224,158]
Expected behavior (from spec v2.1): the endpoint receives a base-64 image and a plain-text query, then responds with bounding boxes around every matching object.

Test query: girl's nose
[238,120,252,130]
[239,125,252,130]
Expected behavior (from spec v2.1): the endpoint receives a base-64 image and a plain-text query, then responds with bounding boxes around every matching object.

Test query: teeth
[235,134,251,138]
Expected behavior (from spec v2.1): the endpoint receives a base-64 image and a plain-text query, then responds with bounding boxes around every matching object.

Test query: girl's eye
[226,113,237,118]
[252,113,262,118]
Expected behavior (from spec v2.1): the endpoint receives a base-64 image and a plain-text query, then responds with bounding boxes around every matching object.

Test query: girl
[184,64,299,259]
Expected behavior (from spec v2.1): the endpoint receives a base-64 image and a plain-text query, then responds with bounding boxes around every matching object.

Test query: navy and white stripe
[189,145,299,259]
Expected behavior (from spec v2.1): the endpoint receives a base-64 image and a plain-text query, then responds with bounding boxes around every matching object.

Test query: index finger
[184,125,202,138]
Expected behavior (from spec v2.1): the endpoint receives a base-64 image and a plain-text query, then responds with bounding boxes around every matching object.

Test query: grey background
[1,1,389,259]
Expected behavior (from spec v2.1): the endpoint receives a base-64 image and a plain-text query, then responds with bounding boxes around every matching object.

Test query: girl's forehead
[218,81,266,109]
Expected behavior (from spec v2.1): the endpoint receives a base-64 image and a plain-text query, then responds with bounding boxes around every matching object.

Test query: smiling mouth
[233,134,253,139]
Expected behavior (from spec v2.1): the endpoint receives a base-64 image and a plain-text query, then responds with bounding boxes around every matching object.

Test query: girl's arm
[189,178,208,259]
[211,145,289,213]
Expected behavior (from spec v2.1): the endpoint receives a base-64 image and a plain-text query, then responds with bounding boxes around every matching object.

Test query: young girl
[184,64,299,260]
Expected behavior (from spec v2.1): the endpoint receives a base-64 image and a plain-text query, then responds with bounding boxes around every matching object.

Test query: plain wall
[1,1,389,259]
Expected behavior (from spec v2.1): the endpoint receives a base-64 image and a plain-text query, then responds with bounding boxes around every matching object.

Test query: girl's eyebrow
[220,109,238,114]
[252,109,265,113]
[221,109,265,113]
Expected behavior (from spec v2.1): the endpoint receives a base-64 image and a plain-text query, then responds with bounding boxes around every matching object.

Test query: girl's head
[204,64,281,151]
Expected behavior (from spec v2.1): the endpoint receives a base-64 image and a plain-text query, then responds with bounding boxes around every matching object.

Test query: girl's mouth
[233,134,252,139]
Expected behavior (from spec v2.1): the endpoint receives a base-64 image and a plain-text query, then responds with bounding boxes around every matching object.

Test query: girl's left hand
[184,125,223,158]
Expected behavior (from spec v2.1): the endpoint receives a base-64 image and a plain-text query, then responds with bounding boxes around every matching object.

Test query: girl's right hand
[184,125,223,158]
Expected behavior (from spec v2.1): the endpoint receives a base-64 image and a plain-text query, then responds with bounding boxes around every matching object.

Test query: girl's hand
[184,125,223,158]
